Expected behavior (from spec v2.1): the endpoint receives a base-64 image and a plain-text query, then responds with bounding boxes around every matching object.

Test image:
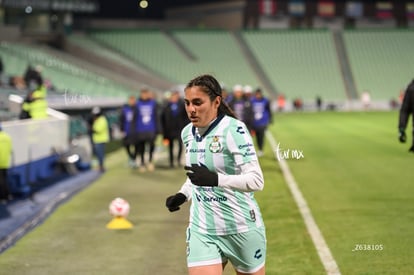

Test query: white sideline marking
[266,131,341,275]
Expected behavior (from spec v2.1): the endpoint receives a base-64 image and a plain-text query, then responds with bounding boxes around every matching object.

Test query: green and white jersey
[181,115,264,235]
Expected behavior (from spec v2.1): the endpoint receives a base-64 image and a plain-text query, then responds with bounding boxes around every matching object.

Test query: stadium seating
[242,29,347,101]
[90,29,182,81]
[67,34,141,70]
[343,29,414,100]
[171,30,260,88]
[89,29,261,89]
[0,42,132,98]
[4,28,412,107]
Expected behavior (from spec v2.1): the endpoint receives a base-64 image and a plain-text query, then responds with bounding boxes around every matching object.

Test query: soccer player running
[166,74,266,275]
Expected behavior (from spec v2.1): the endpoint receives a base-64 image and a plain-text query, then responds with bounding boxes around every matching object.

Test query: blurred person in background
[20,65,48,120]
[0,123,12,203]
[276,94,286,112]
[361,90,371,110]
[0,56,3,75]
[228,84,254,131]
[398,79,414,153]
[120,95,138,168]
[24,65,42,88]
[244,85,254,101]
[91,107,110,172]
[251,88,273,157]
[20,85,48,119]
[134,88,159,172]
[316,95,323,111]
[161,90,189,168]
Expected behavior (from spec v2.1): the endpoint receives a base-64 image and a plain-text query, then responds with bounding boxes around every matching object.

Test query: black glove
[185,164,218,187]
[165,193,186,212]
[399,128,406,143]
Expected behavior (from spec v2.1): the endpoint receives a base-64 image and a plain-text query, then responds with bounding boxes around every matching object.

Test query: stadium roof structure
[1,0,99,13]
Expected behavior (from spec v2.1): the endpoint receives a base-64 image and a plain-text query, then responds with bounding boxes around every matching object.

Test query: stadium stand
[67,34,144,71]
[64,33,175,92]
[242,29,348,102]
[89,29,262,90]
[343,29,414,101]
[170,29,261,89]
[0,42,133,98]
[90,29,185,82]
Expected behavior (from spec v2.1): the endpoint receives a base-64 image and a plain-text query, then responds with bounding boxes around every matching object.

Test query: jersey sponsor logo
[236,126,245,134]
[196,194,228,203]
[189,148,205,153]
[254,249,263,259]
[238,142,253,150]
[209,136,222,153]
[197,186,215,192]
[243,151,256,157]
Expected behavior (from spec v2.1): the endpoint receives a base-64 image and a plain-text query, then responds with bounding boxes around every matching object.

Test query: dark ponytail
[186,74,237,119]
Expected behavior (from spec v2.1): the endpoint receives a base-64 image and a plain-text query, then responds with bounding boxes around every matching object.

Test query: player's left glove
[165,193,186,212]
[185,164,218,187]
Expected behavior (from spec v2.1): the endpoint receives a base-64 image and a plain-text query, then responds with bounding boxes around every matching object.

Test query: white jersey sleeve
[178,178,193,201]
[218,160,264,192]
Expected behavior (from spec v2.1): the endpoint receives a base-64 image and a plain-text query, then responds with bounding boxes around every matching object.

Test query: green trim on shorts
[186,227,266,273]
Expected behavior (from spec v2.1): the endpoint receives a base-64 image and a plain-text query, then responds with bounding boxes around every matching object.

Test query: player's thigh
[188,263,223,275]
[220,227,266,274]
[187,228,226,268]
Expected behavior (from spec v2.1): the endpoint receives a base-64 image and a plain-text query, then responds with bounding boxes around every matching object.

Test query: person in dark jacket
[227,84,254,131]
[398,79,414,152]
[161,91,189,168]
[120,95,138,168]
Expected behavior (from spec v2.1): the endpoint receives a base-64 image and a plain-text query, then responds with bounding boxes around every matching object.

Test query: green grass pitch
[0,111,412,275]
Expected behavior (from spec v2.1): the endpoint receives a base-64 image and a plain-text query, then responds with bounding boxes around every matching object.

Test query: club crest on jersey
[209,136,222,153]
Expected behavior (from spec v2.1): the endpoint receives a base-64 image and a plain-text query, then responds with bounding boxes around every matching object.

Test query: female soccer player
[166,74,266,275]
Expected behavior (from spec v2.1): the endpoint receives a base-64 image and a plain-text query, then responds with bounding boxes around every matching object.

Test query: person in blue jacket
[133,88,159,172]
[251,88,273,157]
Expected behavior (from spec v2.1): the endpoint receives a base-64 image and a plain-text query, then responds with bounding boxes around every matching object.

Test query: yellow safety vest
[92,116,110,144]
[0,131,12,169]
[29,98,48,119]
[31,85,47,99]
[22,88,49,119]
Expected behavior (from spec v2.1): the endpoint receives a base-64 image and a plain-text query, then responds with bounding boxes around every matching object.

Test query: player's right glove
[399,128,406,143]
[165,192,186,212]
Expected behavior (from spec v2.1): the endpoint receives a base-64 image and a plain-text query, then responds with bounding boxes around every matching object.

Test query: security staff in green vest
[21,86,48,119]
[91,107,110,172]
[0,124,12,203]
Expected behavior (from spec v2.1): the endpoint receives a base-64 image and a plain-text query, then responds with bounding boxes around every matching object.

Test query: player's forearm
[178,178,193,200]
[218,161,264,192]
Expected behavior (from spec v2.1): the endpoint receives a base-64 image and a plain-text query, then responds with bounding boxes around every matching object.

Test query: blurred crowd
[111,83,274,172]
[0,56,49,120]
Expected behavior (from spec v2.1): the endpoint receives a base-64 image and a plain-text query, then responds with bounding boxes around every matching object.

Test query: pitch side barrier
[2,105,73,197]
